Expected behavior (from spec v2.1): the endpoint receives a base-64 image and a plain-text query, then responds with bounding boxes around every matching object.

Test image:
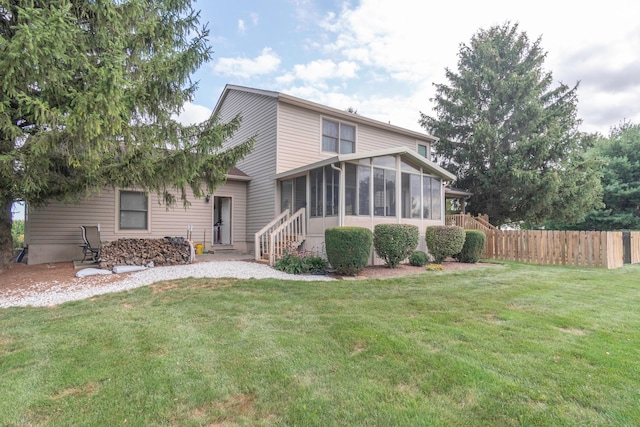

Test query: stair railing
[268,208,306,266]
[254,209,290,262]
[254,208,307,265]
[445,213,494,232]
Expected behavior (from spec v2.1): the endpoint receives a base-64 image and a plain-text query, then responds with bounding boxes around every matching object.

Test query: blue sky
[11,0,640,220]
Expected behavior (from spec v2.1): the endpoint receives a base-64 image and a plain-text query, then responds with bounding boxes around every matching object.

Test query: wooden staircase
[254,208,306,266]
[445,213,496,232]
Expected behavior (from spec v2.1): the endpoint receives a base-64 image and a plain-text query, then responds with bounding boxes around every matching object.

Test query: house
[24,84,456,265]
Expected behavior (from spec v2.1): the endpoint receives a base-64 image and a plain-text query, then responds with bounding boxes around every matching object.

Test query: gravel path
[0,261,334,308]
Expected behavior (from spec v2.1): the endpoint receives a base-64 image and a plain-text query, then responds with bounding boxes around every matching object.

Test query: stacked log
[99,238,192,269]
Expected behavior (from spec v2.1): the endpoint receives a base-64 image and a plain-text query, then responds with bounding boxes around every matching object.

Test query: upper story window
[119,190,148,230]
[417,143,428,159]
[322,119,355,154]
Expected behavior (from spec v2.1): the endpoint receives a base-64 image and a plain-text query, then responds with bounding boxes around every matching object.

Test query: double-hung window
[120,191,148,230]
[322,119,355,154]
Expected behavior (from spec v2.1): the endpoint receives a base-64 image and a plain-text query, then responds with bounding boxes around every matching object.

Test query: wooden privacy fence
[482,230,640,269]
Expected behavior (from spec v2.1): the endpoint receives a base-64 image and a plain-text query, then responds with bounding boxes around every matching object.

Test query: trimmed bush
[425,226,466,264]
[325,227,373,276]
[373,224,419,268]
[454,230,486,263]
[408,250,429,267]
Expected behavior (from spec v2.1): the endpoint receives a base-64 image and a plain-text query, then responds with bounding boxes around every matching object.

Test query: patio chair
[80,225,101,262]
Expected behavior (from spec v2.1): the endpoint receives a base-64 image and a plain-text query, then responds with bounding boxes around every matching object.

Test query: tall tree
[0,1,254,269]
[547,122,640,230]
[420,22,602,227]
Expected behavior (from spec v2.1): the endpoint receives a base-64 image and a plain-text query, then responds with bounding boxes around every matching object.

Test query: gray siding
[218,90,278,241]
[26,182,247,264]
[278,102,427,172]
[357,124,420,153]
[277,103,328,172]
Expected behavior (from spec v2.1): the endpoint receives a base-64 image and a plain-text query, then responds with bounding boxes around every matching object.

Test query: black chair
[80,226,101,262]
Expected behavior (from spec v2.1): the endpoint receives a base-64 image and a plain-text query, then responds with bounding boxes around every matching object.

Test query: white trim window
[322,118,355,154]
[119,190,148,230]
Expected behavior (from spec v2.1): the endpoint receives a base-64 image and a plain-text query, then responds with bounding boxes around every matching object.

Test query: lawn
[1,262,639,426]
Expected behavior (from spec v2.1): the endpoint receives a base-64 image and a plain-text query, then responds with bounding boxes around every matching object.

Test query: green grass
[1,263,640,426]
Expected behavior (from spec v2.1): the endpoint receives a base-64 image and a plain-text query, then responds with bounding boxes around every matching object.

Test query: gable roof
[226,166,251,182]
[274,147,456,182]
[213,84,439,144]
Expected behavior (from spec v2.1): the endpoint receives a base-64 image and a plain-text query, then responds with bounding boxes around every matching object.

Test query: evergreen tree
[420,22,602,227]
[548,122,640,230]
[0,1,254,269]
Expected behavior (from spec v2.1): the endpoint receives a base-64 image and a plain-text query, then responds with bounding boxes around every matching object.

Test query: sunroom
[272,147,456,259]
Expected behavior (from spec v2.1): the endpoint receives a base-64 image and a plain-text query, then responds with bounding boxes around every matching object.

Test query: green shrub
[425,226,466,264]
[306,254,328,273]
[325,227,373,276]
[408,250,429,267]
[373,224,419,268]
[454,230,486,263]
[274,247,327,274]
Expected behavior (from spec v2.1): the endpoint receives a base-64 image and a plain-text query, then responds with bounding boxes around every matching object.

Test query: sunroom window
[325,165,339,217]
[309,168,323,217]
[374,167,396,217]
[422,176,442,220]
[345,163,371,216]
[401,173,422,219]
[309,165,341,218]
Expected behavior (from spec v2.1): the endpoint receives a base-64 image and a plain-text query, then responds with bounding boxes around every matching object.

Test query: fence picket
[478,229,638,269]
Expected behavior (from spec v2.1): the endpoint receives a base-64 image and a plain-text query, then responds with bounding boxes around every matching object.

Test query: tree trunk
[0,199,14,271]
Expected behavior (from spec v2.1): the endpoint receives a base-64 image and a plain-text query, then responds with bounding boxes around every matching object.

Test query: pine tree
[0,1,254,269]
[548,122,640,230]
[420,22,602,227]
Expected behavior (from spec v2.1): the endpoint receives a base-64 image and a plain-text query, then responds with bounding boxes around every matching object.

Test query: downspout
[331,163,344,226]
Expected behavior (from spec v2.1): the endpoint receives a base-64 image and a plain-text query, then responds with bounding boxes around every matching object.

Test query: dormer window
[322,119,355,154]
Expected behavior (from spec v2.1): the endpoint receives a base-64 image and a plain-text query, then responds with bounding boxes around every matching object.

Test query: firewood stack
[99,238,192,269]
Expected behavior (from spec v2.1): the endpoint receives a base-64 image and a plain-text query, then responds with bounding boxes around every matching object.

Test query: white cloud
[279,79,435,135]
[296,59,359,82]
[319,1,450,80]
[291,0,320,28]
[213,47,281,79]
[237,19,246,34]
[173,102,213,125]
[194,0,640,136]
[312,0,640,135]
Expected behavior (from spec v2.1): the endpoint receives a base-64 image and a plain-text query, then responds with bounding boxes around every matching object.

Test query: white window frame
[322,118,356,154]
[118,190,149,231]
